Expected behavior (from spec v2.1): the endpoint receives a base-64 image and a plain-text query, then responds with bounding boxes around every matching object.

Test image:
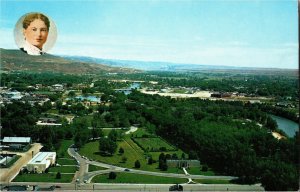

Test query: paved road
[1,182,264,191]
[0,143,42,182]
[3,146,264,191]
[68,146,237,184]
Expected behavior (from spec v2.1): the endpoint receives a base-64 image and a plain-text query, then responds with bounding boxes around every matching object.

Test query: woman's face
[23,19,49,49]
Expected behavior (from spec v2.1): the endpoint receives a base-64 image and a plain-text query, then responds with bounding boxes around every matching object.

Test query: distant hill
[63,55,297,73]
[0,49,138,74]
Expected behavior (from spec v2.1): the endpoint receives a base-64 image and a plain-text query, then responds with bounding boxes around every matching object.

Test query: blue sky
[0,0,298,69]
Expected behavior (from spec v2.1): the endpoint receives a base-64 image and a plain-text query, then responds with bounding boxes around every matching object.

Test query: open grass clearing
[133,137,176,151]
[49,166,77,173]
[130,128,154,138]
[91,173,188,184]
[185,167,215,176]
[193,179,232,184]
[80,140,147,169]
[56,158,77,165]
[56,140,73,158]
[88,164,108,172]
[13,173,74,183]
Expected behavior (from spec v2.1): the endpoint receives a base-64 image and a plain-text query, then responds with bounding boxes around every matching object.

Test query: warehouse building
[2,137,31,150]
[27,152,56,173]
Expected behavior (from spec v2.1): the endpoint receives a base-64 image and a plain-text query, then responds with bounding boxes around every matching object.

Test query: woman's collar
[23,41,45,55]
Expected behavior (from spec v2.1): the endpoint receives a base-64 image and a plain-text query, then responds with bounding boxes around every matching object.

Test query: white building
[27,152,56,173]
[2,137,31,144]
[3,91,23,100]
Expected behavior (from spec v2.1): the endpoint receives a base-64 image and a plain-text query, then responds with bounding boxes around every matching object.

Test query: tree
[56,172,61,179]
[108,172,117,179]
[68,91,76,97]
[122,156,127,163]
[119,147,124,154]
[148,157,153,165]
[108,129,118,142]
[99,138,117,155]
[134,160,141,168]
[181,153,186,159]
[201,164,208,172]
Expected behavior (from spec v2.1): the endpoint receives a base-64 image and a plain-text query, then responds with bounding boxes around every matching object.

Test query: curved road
[68,147,237,185]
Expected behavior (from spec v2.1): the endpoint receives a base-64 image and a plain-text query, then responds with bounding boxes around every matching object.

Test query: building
[3,137,31,144]
[27,152,56,173]
[2,137,31,149]
[167,159,200,168]
[2,91,23,100]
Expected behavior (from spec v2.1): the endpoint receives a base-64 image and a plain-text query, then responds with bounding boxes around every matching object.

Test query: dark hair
[23,13,50,30]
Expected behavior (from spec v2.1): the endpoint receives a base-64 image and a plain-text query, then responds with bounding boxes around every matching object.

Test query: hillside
[0,49,138,74]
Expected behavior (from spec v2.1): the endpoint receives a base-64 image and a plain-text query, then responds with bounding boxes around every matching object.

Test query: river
[270,115,299,137]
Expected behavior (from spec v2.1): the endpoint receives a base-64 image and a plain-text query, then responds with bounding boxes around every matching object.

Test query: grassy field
[57,140,73,158]
[130,128,154,137]
[91,173,188,184]
[49,166,77,173]
[80,139,147,169]
[133,137,176,151]
[88,164,108,172]
[80,137,190,173]
[56,158,77,165]
[13,173,74,183]
[193,179,232,184]
[102,129,127,137]
[185,167,215,176]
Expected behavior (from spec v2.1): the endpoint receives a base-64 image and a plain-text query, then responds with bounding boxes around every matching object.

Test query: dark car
[169,184,183,191]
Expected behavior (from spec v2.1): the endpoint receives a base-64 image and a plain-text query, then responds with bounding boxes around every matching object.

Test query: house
[26,152,56,173]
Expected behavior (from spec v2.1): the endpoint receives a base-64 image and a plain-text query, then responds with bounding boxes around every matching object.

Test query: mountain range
[0,49,297,75]
[0,49,138,74]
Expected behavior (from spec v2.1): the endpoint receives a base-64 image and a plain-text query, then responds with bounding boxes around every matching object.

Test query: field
[193,179,232,184]
[80,135,189,173]
[89,164,107,172]
[13,173,74,183]
[49,165,77,173]
[133,137,176,151]
[56,158,77,165]
[91,173,188,184]
[185,167,215,176]
[56,140,74,158]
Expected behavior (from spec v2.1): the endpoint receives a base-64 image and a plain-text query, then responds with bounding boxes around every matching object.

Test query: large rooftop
[27,152,56,165]
[2,137,31,143]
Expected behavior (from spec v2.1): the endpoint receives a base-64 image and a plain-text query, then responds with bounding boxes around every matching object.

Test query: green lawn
[13,173,74,183]
[193,179,232,184]
[130,128,154,138]
[80,139,147,169]
[102,129,127,136]
[56,140,74,158]
[88,164,107,172]
[185,167,215,176]
[56,158,77,165]
[80,139,191,173]
[49,166,77,173]
[133,137,176,151]
[92,173,188,184]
